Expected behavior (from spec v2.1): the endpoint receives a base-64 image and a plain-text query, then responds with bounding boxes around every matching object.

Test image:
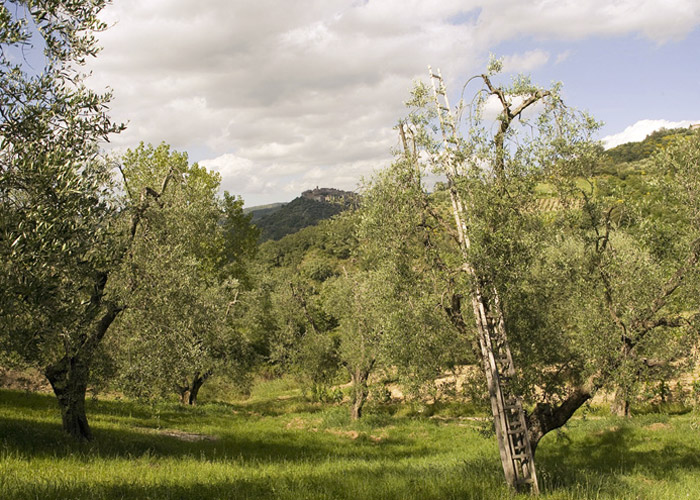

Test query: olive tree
[106,143,257,405]
[0,0,129,440]
[585,130,700,416]
[364,62,700,488]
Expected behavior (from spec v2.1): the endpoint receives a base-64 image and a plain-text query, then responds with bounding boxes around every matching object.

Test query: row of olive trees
[0,2,258,439]
[243,209,466,419]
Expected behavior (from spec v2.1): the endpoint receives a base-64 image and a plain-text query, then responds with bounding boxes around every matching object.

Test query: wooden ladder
[428,68,539,495]
[482,311,540,493]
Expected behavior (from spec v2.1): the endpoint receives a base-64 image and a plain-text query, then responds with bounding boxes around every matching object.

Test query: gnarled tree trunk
[178,387,191,405]
[188,371,209,405]
[45,354,92,441]
[44,302,122,441]
[612,388,632,417]
[349,363,373,420]
[177,370,213,405]
[527,386,592,455]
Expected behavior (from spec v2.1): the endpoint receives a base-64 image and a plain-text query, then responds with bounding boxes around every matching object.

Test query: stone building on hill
[301,187,356,203]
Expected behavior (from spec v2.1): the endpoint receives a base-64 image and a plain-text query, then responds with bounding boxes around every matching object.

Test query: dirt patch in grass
[285,417,306,430]
[368,433,387,443]
[594,425,620,436]
[137,427,219,442]
[323,429,387,443]
[326,429,360,440]
[645,422,670,431]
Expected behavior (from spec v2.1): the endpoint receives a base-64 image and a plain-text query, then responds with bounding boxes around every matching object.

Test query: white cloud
[199,154,268,196]
[602,119,700,149]
[84,0,700,205]
[475,0,699,43]
[501,50,550,73]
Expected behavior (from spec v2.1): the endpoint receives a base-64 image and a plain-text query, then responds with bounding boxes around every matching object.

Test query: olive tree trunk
[45,354,93,441]
[44,303,122,440]
[526,386,592,455]
[178,370,213,405]
[349,362,374,420]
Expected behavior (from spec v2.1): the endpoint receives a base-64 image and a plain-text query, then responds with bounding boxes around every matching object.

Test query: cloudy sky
[85,0,700,207]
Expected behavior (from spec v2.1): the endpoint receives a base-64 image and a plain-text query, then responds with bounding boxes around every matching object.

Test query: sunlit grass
[1,385,699,499]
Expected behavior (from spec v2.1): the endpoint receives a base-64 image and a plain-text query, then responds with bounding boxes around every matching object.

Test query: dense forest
[1,3,700,499]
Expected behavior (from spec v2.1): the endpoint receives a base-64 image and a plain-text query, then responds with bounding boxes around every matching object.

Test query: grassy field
[1,380,699,500]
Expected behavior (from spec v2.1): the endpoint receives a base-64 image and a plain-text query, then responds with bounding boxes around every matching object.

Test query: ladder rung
[512,452,530,461]
[508,420,524,431]
[507,426,524,435]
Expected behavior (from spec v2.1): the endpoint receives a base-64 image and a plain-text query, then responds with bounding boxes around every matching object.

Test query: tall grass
[1,384,699,499]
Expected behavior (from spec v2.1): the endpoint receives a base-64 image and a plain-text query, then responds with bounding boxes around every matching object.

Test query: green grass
[1,386,700,500]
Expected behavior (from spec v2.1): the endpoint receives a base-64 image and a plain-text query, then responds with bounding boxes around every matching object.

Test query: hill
[244,202,287,222]
[604,126,698,164]
[254,188,357,242]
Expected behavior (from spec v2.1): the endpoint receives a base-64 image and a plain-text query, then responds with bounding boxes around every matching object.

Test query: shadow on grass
[1,458,510,500]
[1,389,507,499]
[537,422,700,496]
[0,388,327,429]
[0,390,429,465]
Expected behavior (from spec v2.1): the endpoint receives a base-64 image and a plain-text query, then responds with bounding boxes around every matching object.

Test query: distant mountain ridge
[252,188,357,242]
[247,130,700,242]
[244,202,287,222]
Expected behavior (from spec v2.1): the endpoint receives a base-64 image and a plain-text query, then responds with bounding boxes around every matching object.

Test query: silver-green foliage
[0,0,122,368]
[105,143,253,403]
[363,64,700,428]
[0,0,125,439]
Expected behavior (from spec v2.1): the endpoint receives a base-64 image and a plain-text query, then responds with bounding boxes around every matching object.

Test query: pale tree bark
[612,390,632,418]
[178,388,191,405]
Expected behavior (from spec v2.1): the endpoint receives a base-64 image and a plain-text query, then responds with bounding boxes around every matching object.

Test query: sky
[84,0,700,207]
